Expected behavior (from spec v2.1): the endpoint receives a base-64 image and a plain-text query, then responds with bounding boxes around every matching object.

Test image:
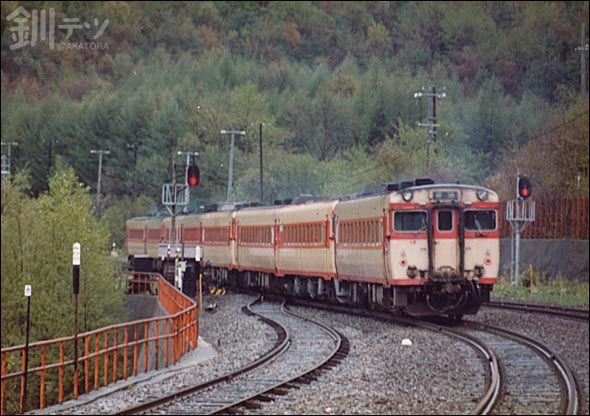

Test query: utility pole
[259,123,264,203]
[220,129,246,202]
[251,123,269,203]
[576,22,589,96]
[1,141,18,178]
[45,139,59,174]
[127,143,140,193]
[90,149,110,217]
[171,153,177,244]
[414,86,446,173]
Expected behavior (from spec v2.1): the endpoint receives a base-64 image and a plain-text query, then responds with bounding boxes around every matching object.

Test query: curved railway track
[117,297,348,415]
[286,297,581,415]
[285,298,502,415]
[485,300,589,321]
[460,319,580,415]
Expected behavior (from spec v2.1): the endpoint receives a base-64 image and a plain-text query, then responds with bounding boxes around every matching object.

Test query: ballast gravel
[47,293,588,415]
[243,306,484,415]
[472,304,590,415]
[50,293,269,415]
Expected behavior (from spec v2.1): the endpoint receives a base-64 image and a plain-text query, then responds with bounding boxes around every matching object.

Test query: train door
[273,220,280,275]
[432,208,459,278]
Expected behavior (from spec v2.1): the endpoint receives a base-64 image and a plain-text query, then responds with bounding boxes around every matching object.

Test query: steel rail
[485,300,589,321]
[116,296,291,415]
[462,320,580,416]
[210,302,347,414]
[285,298,502,415]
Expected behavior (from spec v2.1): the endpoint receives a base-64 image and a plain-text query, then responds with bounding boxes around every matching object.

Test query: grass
[492,272,589,307]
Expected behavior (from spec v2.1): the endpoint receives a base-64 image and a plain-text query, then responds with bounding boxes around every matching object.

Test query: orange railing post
[123,327,129,380]
[165,319,169,368]
[103,330,109,387]
[154,320,159,371]
[40,345,46,409]
[144,322,149,373]
[84,336,89,394]
[1,272,198,413]
[94,334,99,390]
[58,341,64,404]
[112,329,118,384]
[1,352,6,414]
[133,324,138,376]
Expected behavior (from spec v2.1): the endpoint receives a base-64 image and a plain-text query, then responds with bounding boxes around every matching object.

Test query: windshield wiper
[475,217,484,236]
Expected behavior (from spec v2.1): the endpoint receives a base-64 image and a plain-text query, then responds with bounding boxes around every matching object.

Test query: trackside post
[72,242,80,399]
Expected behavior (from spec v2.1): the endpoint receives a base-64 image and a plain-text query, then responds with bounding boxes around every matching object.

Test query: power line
[525,110,588,142]
[353,110,589,185]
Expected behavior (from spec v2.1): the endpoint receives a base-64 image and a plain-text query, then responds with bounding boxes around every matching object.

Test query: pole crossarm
[413,86,446,173]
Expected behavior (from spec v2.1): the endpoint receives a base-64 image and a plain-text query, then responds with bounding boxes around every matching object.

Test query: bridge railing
[0,272,198,415]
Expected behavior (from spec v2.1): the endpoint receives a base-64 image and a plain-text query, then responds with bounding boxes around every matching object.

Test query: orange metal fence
[499,197,589,240]
[0,272,198,415]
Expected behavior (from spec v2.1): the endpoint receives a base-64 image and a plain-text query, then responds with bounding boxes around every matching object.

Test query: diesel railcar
[125,180,499,317]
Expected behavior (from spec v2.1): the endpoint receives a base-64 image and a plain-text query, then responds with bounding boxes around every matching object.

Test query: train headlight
[474,265,484,278]
[406,266,418,278]
[402,190,413,202]
[477,190,488,201]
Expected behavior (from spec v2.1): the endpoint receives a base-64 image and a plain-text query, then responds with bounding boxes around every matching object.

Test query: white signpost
[506,176,535,285]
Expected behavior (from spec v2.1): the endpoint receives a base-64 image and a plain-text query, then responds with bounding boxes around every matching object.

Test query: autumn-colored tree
[486,101,589,200]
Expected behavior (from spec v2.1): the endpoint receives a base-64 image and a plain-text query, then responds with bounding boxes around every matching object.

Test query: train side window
[394,211,427,232]
[464,210,496,231]
[438,210,453,231]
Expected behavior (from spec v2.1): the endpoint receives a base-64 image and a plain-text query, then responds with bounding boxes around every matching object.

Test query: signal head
[188,163,200,187]
[517,175,532,200]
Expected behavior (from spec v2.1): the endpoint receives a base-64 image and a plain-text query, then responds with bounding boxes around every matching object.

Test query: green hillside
[1,1,588,223]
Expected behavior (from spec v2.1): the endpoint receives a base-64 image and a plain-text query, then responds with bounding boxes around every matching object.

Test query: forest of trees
[2,2,588,212]
[1,2,589,343]
[1,167,125,347]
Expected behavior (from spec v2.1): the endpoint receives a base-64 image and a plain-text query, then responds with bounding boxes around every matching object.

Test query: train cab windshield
[464,210,496,231]
[394,211,427,232]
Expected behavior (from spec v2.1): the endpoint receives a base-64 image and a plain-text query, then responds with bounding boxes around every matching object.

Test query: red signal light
[188,164,200,187]
[517,175,532,200]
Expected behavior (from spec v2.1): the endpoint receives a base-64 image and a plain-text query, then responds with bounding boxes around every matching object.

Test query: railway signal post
[161,151,198,260]
[506,175,535,285]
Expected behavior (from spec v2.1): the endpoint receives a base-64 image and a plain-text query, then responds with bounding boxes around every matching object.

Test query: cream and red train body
[126,182,500,317]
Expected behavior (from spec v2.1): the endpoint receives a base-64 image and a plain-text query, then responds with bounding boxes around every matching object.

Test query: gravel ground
[51,293,270,415]
[47,293,588,415]
[243,306,485,415]
[471,307,590,415]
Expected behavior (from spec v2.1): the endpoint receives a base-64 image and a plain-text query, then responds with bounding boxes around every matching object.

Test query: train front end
[389,184,499,317]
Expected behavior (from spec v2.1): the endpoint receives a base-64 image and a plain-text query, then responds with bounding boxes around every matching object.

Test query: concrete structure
[500,239,589,282]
